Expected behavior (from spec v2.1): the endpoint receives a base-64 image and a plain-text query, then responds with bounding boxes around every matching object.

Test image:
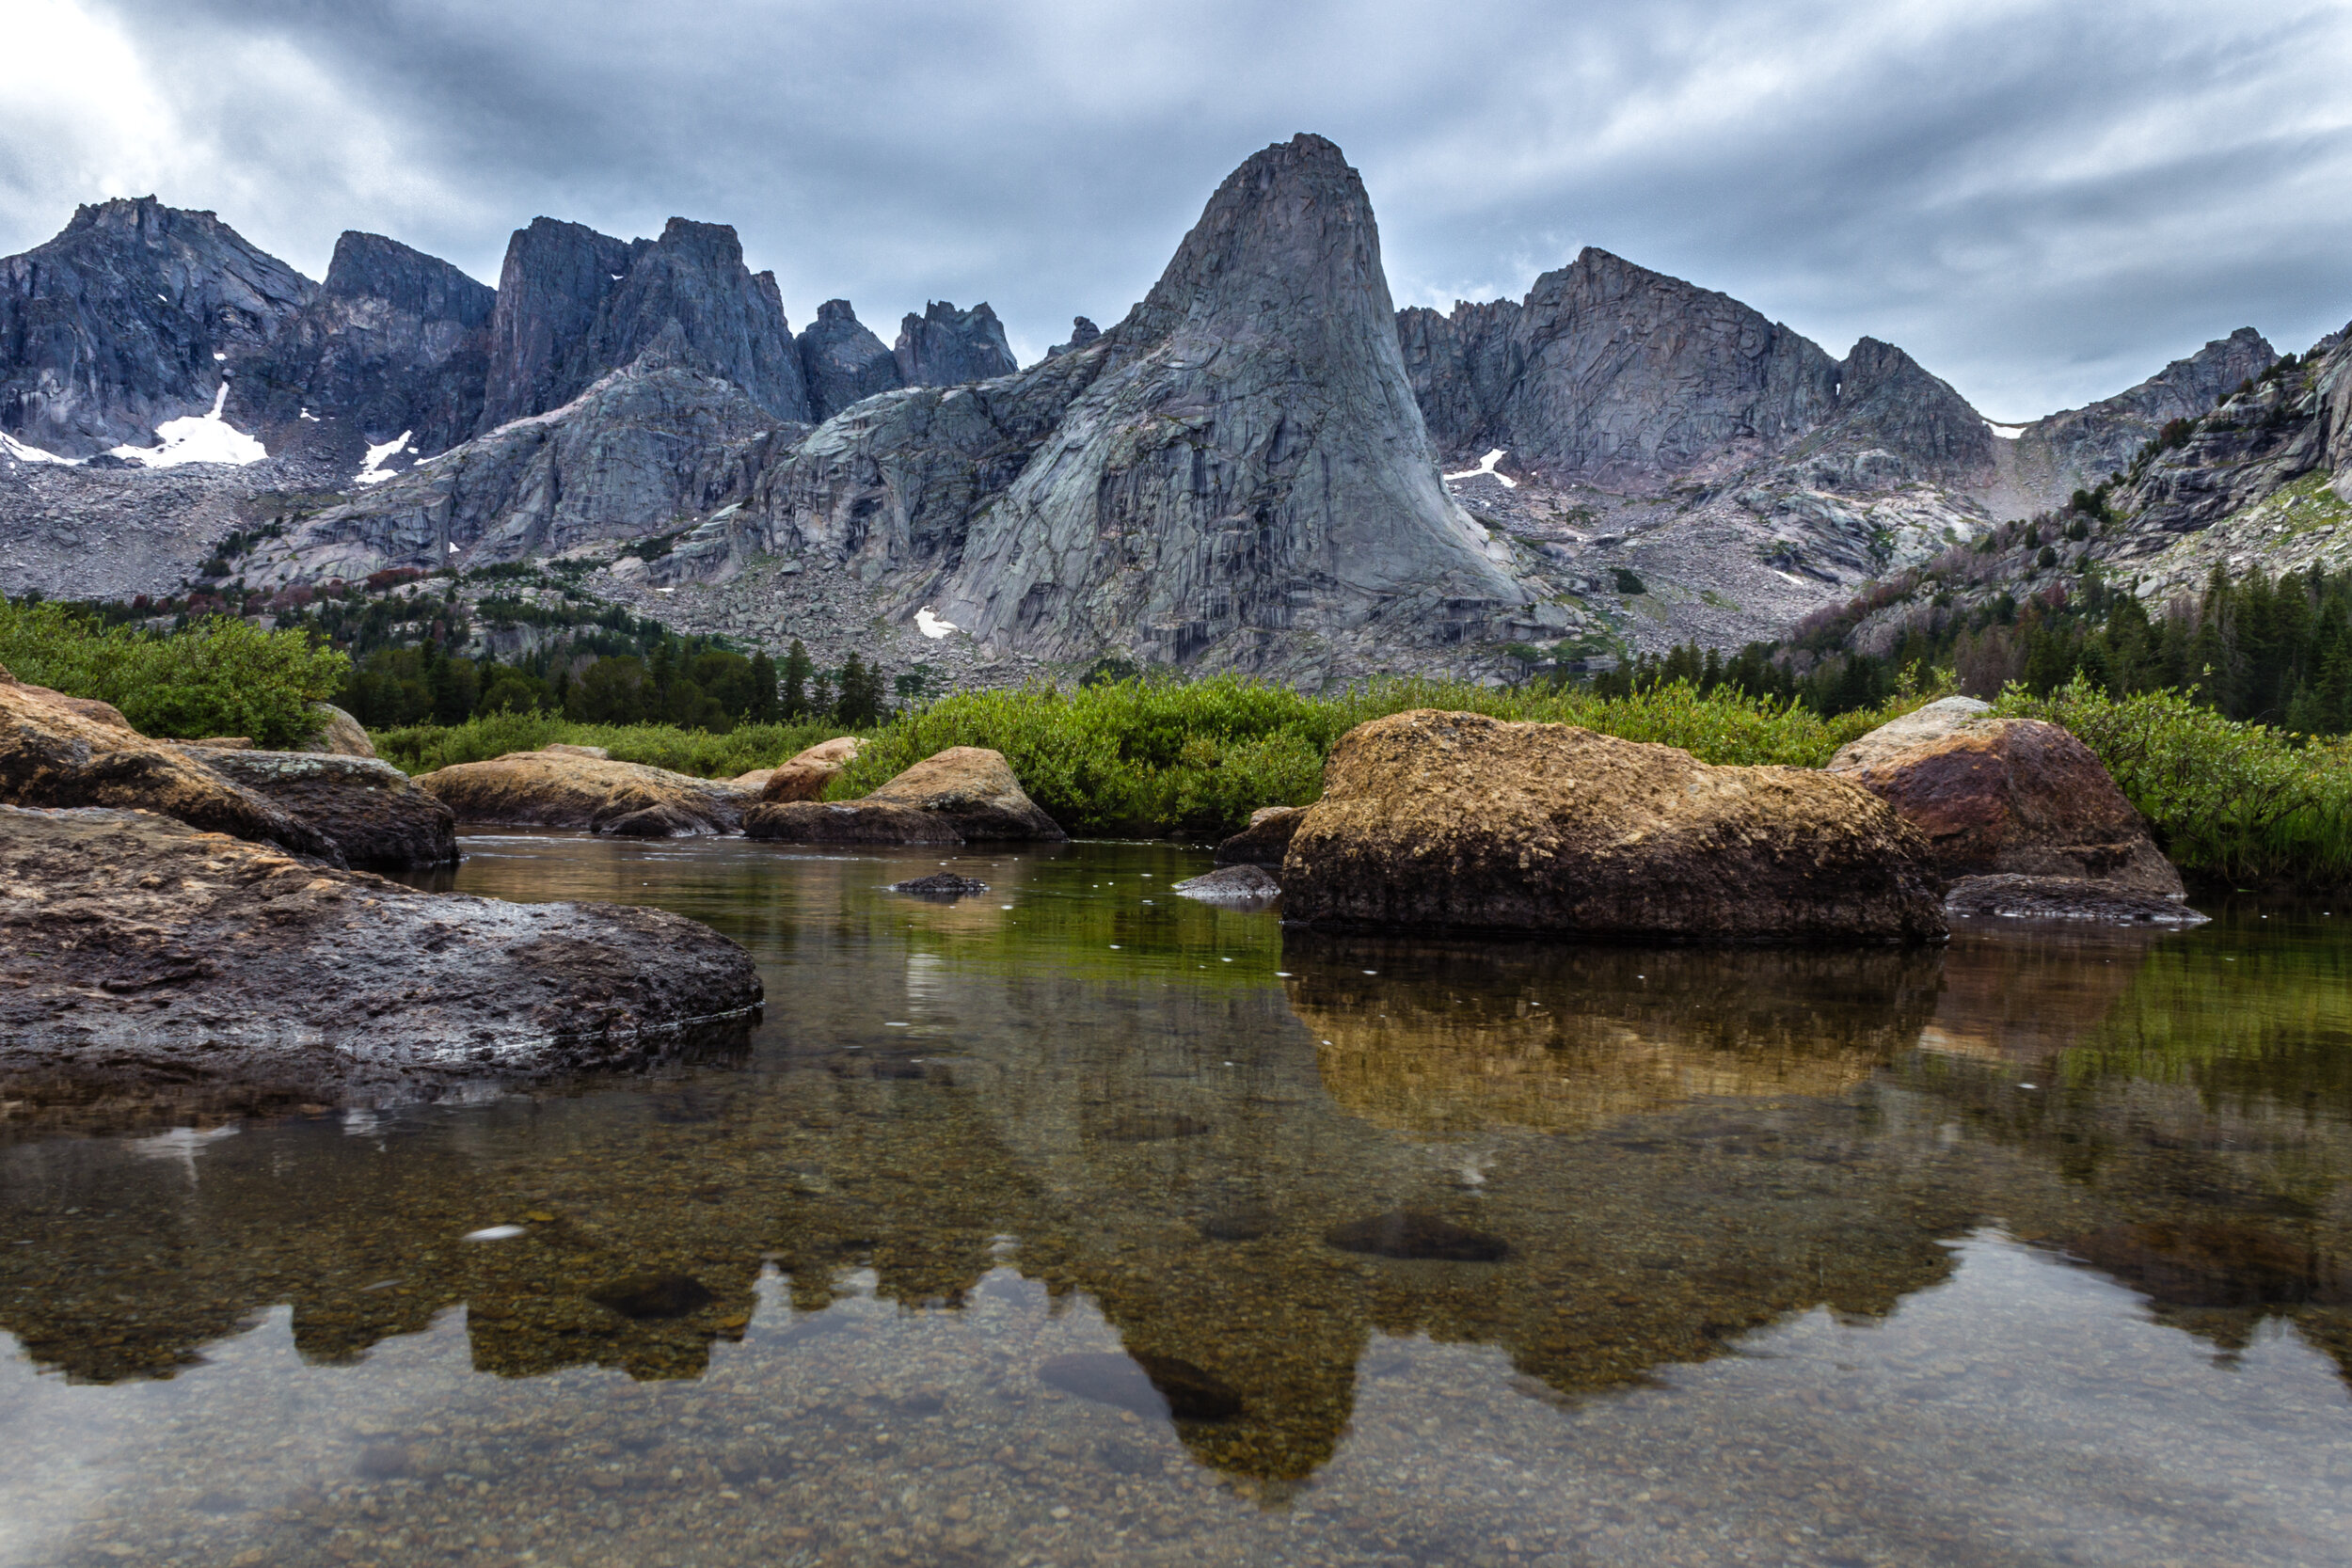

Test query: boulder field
[745,747,1064,845]
[1278,710,1947,942]
[0,807,762,1103]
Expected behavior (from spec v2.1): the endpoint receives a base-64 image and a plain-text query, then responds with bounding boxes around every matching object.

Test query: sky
[4,0,2349,421]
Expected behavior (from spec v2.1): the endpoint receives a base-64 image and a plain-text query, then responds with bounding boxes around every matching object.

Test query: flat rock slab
[1945,874,2210,927]
[1281,709,1946,942]
[184,748,456,870]
[0,806,762,1103]
[888,872,991,896]
[413,751,755,836]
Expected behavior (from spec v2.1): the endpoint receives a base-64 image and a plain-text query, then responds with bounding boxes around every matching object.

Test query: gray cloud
[4,0,2348,418]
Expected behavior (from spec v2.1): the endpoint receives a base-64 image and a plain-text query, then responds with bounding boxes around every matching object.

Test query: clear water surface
[2,832,2349,1567]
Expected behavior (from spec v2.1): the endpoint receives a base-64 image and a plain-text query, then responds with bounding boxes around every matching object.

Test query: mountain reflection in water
[2,835,2349,1565]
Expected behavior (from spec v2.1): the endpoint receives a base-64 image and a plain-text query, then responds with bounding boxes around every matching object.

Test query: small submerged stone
[1325,1209,1510,1261]
[889,872,991,897]
[1038,1350,1244,1420]
[1173,864,1279,901]
[587,1272,716,1321]
[1105,1113,1212,1142]
[1197,1204,1275,1242]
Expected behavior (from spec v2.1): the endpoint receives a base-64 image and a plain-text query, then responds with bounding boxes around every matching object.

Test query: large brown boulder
[0,665,134,731]
[1215,804,1305,865]
[0,806,761,1103]
[292,702,376,759]
[412,752,757,836]
[759,736,866,802]
[748,747,1063,844]
[1827,703,2183,896]
[1279,709,1946,941]
[185,750,458,870]
[0,677,342,863]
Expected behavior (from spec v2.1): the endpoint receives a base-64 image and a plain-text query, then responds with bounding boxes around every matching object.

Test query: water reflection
[3,836,2351,1561]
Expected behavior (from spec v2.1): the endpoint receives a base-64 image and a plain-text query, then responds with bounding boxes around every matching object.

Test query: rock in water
[1325,1210,1509,1262]
[0,806,761,1101]
[862,747,1063,840]
[1945,874,2208,926]
[744,800,963,845]
[1828,705,2184,896]
[588,1273,716,1321]
[1173,864,1279,900]
[186,750,457,870]
[412,750,756,835]
[888,872,991,896]
[927,135,1533,672]
[1213,806,1304,866]
[1279,709,1947,941]
[0,677,342,863]
[759,735,865,802]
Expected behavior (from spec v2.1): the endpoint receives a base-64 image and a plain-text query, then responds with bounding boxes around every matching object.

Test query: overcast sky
[5,0,2349,420]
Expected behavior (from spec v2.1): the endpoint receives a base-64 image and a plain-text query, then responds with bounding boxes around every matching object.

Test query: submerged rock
[1038,1351,1244,1421]
[1214,805,1304,867]
[413,750,755,835]
[1281,709,1947,941]
[0,675,342,863]
[1174,863,1279,901]
[743,800,962,845]
[1945,874,2210,926]
[1324,1209,1510,1262]
[1829,705,2184,897]
[588,1272,716,1321]
[185,749,457,870]
[0,806,762,1101]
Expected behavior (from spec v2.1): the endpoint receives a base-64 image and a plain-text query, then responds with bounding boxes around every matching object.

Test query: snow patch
[354,430,415,485]
[1,432,78,466]
[213,351,227,362]
[1443,447,1518,488]
[106,382,267,467]
[916,607,961,640]
[298,406,319,421]
[1986,422,2027,439]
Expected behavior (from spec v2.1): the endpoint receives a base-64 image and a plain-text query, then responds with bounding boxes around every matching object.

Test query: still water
[3,834,2350,1567]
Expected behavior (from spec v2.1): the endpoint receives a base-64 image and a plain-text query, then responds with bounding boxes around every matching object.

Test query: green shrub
[0,599,347,747]
[371,712,864,777]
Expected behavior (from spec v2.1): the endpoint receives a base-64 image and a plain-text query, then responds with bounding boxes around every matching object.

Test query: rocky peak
[795,298,902,420]
[320,231,496,325]
[934,131,1530,672]
[478,217,635,432]
[2007,326,2279,508]
[1045,316,1101,357]
[1793,337,1994,487]
[1,196,315,455]
[893,300,1018,387]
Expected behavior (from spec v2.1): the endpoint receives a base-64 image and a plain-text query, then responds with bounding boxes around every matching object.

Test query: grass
[370,710,869,777]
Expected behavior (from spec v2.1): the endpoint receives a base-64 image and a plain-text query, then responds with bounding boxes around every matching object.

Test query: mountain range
[0,134,2334,687]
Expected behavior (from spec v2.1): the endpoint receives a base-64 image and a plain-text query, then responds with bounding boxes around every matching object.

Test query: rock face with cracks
[0,806,761,1102]
[1279,709,1947,941]
[187,749,457,870]
[413,750,756,836]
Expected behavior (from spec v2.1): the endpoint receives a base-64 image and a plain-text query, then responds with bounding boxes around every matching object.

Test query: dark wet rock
[889,872,991,896]
[1038,1351,1244,1421]
[1945,874,2209,926]
[588,1272,717,1321]
[1104,1113,1212,1142]
[0,196,316,456]
[187,749,458,870]
[893,300,1018,387]
[1213,806,1304,867]
[795,299,903,420]
[1173,863,1279,900]
[1197,1205,1276,1243]
[1280,708,1947,941]
[743,800,964,845]
[0,806,762,1100]
[1,674,342,862]
[1829,705,2184,896]
[413,750,755,835]
[860,747,1064,841]
[1325,1209,1510,1262]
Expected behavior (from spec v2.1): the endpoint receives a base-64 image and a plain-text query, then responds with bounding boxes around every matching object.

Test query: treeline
[339,636,934,734]
[1600,562,2352,736]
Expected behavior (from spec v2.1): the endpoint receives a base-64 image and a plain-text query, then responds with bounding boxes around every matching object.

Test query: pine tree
[748,651,779,723]
[781,640,813,717]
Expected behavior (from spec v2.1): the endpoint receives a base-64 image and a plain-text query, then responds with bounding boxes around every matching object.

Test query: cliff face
[795,299,903,420]
[2005,327,2277,509]
[232,230,497,460]
[893,300,1019,388]
[477,216,810,433]
[0,198,315,456]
